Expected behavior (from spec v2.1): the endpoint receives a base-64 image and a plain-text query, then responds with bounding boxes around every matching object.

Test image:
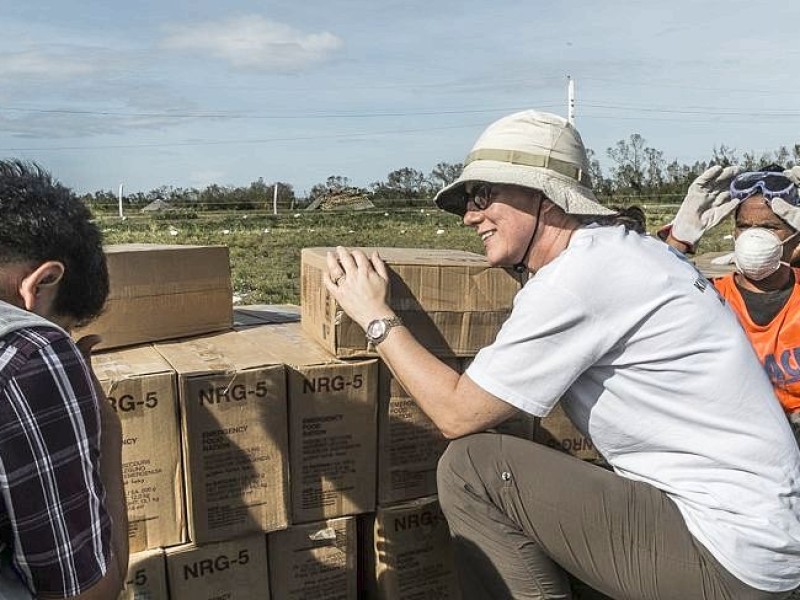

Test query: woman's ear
[19,261,65,316]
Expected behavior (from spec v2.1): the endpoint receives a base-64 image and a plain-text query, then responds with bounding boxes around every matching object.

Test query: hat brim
[434,160,615,216]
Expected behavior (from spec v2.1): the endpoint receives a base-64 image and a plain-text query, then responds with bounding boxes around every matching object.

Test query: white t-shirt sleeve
[466,276,609,417]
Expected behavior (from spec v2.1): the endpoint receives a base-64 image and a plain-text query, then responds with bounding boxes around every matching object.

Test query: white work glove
[670,165,743,250]
[784,165,800,186]
[770,166,800,231]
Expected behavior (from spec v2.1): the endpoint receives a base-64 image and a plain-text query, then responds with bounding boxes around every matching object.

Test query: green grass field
[97,205,736,305]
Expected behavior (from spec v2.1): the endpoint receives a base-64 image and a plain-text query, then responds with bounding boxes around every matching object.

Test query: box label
[368,497,462,599]
[120,549,168,600]
[93,350,184,552]
[290,362,377,522]
[269,518,356,600]
[166,536,270,600]
[182,368,289,542]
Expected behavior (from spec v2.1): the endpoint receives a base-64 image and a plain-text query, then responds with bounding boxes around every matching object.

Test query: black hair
[575,206,647,234]
[0,160,108,325]
[610,205,647,233]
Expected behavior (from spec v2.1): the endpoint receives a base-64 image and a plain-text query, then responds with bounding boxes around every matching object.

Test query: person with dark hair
[0,160,127,598]
[663,164,800,444]
[612,204,647,234]
[323,111,800,598]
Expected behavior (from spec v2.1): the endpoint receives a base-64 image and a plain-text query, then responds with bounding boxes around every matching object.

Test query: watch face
[367,319,388,340]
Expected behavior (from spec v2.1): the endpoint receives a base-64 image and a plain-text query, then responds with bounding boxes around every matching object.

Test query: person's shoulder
[562,225,661,271]
[557,226,704,297]
[569,224,645,252]
[531,227,631,297]
[1,325,71,358]
[711,272,735,283]
[711,272,736,293]
[0,327,80,410]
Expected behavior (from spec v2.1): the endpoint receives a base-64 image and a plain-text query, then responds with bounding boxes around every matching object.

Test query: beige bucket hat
[434,110,614,216]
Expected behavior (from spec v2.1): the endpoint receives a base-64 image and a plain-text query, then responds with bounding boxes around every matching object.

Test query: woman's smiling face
[462,183,541,267]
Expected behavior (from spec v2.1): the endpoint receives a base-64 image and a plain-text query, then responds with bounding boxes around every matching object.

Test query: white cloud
[0,51,97,79]
[160,15,343,73]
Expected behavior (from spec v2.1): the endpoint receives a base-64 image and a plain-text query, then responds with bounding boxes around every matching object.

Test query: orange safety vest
[714,271,800,413]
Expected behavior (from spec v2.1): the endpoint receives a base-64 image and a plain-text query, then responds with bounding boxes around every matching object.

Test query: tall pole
[567,76,576,126]
[118,184,124,219]
[272,183,278,215]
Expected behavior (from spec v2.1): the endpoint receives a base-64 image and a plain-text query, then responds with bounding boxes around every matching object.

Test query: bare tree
[607,134,648,193]
[428,162,463,190]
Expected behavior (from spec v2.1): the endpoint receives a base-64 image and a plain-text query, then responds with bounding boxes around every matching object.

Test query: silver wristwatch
[365,316,403,346]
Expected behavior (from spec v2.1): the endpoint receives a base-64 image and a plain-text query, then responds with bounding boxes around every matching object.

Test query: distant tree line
[590,137,800,207]
[81,138,800,214]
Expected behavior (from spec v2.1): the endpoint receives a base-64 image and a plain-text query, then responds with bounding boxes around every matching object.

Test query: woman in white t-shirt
[324,110,800,599]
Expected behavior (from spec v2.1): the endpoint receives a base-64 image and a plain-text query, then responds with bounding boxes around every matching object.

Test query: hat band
[464,148,591,187]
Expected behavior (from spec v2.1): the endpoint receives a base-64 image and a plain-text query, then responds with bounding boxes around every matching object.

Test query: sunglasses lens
[731,172,765,191]
[762,174,793,192]
[470,184,493,209]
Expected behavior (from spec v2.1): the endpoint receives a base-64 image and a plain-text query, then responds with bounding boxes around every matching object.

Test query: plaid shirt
[0,326,112,597]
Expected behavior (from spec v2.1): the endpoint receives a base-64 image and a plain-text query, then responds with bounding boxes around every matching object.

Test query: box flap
[92,345,174,383]
[155,330,279,375]
[302,247,491,267]
[236,322,343,367]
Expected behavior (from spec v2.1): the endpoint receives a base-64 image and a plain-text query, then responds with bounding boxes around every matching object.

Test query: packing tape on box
[308,526,337,542]
[178,340,245,400]
[92,356,136,396]
[180,340,238,376]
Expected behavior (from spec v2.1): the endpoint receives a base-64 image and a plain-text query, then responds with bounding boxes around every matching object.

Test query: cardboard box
[74,244,232,350]
[377,361,454,505]
[533,403,602,462]
[233,304,301,329]
[362,496,461,600]
[155,331,289,543]
[165,535,270,600]
[237,323,378,523]
[301,247,523,358]
[92,346,185,551]
[119,548,168,600]
[268,517,357,600]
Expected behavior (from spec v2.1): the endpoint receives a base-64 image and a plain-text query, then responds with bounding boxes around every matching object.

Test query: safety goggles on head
[730,171,799,205]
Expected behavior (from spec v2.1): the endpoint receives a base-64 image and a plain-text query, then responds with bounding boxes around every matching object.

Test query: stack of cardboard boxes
[81,243,600,600]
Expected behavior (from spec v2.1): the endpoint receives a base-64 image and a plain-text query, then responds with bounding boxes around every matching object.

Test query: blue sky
[2,0,799,196]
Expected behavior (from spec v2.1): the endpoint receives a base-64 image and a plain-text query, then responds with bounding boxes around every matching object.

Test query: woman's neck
[528,214,581,272]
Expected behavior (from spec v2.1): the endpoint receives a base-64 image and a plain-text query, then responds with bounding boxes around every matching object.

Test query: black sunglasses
[452,183,495,217]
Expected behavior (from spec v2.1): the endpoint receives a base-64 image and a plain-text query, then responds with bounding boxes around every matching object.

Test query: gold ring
[334,274,346,285]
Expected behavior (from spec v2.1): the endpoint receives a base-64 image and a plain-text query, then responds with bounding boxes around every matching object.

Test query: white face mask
[734,228,796,281]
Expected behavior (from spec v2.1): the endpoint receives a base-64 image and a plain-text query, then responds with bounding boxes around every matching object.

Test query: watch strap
[366,315,403,345]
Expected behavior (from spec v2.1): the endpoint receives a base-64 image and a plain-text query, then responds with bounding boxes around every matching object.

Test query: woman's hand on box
[324,246,392,330]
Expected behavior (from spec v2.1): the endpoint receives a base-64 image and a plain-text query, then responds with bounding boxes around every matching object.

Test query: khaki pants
[436,433,793,600]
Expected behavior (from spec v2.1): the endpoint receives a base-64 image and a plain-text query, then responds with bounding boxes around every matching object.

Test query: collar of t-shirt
[734,272,795,327]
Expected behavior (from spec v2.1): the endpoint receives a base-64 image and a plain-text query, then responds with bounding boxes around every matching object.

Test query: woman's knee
[436,433,498,507]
